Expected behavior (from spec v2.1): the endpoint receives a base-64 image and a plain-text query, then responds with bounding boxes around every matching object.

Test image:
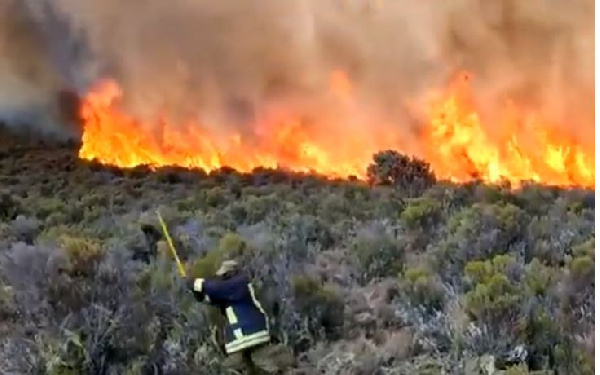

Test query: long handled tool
[155,211,227,355]
[156,210,187,278]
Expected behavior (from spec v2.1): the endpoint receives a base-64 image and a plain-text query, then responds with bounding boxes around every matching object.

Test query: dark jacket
[192,272,270,354]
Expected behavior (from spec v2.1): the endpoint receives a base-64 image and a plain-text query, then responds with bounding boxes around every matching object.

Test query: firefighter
[187,259,295,374]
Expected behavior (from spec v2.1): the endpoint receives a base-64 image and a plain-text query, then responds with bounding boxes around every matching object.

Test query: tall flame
[422,74,594,187]
[78,72,594,188]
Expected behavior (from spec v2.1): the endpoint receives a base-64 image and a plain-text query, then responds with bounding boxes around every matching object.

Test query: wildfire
[78,72,595,188]
[422,73,594,188]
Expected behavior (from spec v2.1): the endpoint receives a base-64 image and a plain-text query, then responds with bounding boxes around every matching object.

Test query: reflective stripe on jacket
[193,272,270,354]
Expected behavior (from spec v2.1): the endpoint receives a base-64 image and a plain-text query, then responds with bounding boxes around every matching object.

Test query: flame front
[422,74,594,187]
[79,73,594,188]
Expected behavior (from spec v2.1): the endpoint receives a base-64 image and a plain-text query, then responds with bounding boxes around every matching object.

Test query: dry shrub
[378,329,415,363]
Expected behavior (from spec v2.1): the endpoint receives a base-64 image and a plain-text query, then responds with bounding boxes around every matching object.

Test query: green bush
[203,187,230,208]
[569,256,594,281]
[351,233,404,283]
[59,235,105,277]
[34,197,67,220]
[217,232,247,255]
[291,275,345,338]
[80,193,109,208]
[474,183,512,204]
[189,232,251,278]
[400,197,442,231]
[571,237,594,259]
[399,267,445,311]
[463,254,516,284]
[554,342,595,375]
[242,194,282,223]
[463,255,521,321]
[136,261,177,293]
[524,259,556,297]
[441,203,526,271]
[173,196,199,212]
[318,193,351,222]
[514,184,557,216]
[564,238,595,284]
[292,275,335,300]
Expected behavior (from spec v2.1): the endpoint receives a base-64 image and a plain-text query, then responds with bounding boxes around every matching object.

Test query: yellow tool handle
[156,210,187,278]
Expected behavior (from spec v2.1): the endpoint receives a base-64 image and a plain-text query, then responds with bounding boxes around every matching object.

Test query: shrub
[526,204,593,266]
[0,191,20,220]
[59,236,105,278]
[400,197,442,231]
[523,259,556,297]
[241,194,283,223]
[0,138,594,374]
[0,222,13,244]
[569,256,594,281]
[34,197,67,220]
[447,203,526,247]
[138,206,190,230]
[465,273,520,320]
[514,184,557,216]
[291,274,345,340]
[136,260,177,293]
[189,232,251,278]
[463,254,517,284]
[202,187,230,208]
[217,232,247,255]
[504,364,529,375]
[399,267,445,312]
[554,340,595,375]
[473,183,512,204]
[10,216,41,244]
[317,193,351,222]
[463,255,521,322]
[571,237,594,260]
[367,150,436,196]
[351,230,404,283]
[435,203,526,281]
[0,283,15,320]
[559,239,594,333]
[283,214,335,255]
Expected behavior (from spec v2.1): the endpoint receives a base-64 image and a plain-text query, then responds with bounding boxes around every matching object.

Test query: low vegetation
[0,133,594,374]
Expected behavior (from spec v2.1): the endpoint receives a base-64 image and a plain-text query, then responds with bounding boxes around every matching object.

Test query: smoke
[0,0,594,147]
[0,1,62,137]
[439,0,595,146]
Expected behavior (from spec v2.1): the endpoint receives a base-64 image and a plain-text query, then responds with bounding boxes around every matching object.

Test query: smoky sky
[0,0,594,146]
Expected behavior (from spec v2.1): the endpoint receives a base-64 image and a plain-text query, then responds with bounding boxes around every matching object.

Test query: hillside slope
[0,128,594,374]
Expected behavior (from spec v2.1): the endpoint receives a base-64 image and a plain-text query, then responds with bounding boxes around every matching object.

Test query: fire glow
[78,73,595,188]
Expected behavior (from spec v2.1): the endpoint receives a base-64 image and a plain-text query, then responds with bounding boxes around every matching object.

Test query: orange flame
[422,73,594,187]
[78,72,594,188]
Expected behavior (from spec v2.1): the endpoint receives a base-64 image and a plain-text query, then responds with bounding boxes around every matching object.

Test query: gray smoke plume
[0,0,594,149]
[0,0,62,137]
